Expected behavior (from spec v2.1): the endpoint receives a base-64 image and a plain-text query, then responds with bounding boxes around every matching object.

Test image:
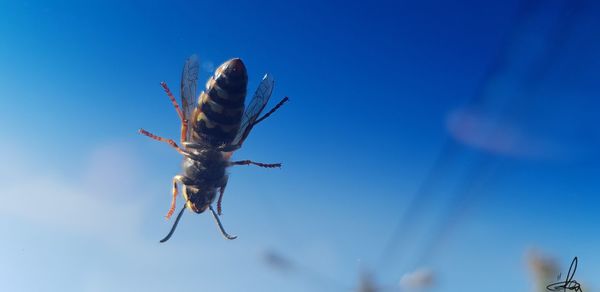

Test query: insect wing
[231,74,274,147]
[180,54,200,141]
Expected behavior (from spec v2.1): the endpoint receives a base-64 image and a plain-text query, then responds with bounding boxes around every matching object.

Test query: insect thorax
[182,148,227,189]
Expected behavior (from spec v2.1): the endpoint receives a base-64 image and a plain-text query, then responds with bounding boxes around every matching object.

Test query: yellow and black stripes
[192,58,247,146]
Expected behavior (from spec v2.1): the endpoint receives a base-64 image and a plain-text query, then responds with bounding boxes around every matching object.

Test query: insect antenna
[209,205,237,240]
[159,204,187,243]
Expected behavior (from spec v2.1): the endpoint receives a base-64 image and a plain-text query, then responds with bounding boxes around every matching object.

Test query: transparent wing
[180,54,199,141]
[231,74,274,147]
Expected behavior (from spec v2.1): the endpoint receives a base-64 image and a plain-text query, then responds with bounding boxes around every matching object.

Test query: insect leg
[138,128,187,156]
[166,175,185,219]
[253,96,289,125]
[234,97,287,148]
[160,82,189,144]
[229,160,282,168]
[217,176,228,215]
[160,81,185,122]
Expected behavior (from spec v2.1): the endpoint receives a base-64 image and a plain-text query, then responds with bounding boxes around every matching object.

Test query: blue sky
[1,0,599,291]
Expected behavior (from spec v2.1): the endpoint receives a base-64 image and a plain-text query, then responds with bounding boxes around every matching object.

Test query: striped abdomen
[192,58,247,146]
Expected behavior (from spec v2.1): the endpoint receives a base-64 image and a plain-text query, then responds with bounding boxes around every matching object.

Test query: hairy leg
[253,96,289,125]
[217,177,229,215]
[161,82,189,144]
[229,160,282,168]
[166,175,185,219]
[138,128,187,156]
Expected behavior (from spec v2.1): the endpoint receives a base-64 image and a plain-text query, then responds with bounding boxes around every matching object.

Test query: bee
[140,55,288,242]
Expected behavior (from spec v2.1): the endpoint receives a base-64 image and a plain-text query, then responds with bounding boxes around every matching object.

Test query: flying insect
[140,55,288,242]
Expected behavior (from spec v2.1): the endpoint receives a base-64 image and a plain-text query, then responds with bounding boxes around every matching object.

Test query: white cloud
[446,107,560,159]
[0,141,144,249]
[83,141,141,201]
[399,268,434,290]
